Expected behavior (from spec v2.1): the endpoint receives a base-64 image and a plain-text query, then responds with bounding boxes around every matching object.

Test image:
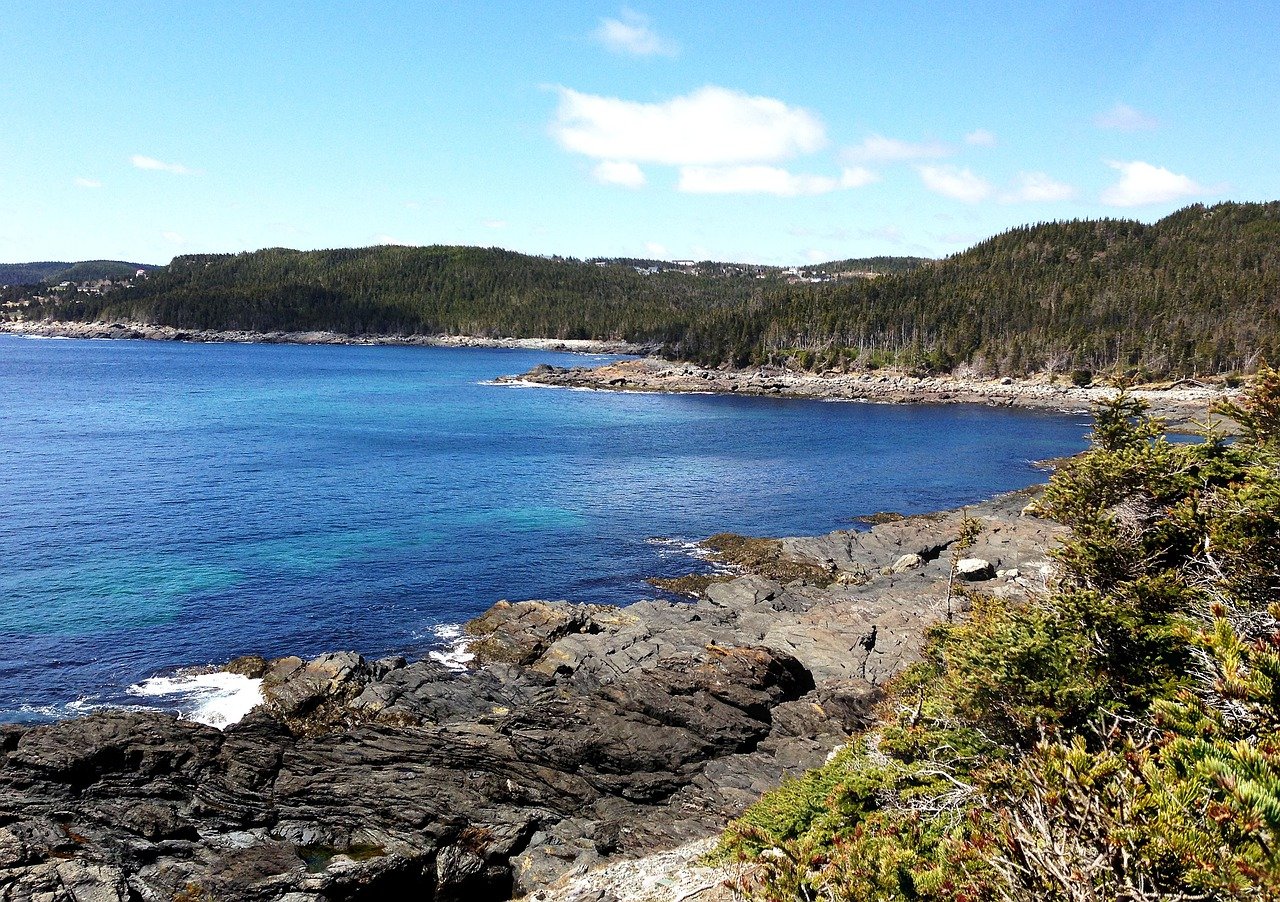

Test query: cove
[0,335,1091,720]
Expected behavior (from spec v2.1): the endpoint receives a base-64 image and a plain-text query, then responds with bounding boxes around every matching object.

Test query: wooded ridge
[14,201,1279,377]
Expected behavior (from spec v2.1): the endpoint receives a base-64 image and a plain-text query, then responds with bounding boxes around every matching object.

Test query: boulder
[955,558,996,581]
[890,553,924,572]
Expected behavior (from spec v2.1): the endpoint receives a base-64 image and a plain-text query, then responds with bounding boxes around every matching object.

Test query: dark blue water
[0,335,1091,720]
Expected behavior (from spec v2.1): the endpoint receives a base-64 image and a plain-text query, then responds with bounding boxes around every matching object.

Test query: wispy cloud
[1003,171,1077,203]
[917,165,992,203]
[593,9,677,57]
[132,154,197,175]
[839,166,878,188]
[678,165,842,196]
[844,134,952,164]
[552,85,827,166]
[964,128,997,147]
[643,241,667,257]
[592,160,646,188]
[1094,102,1159,131]
[482,218,508,229]
[74,177,102,189]
[162,231,186,244]
[1100,160,1204,206]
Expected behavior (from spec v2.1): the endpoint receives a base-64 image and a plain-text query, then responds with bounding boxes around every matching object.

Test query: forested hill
[40,245,777,347]
[0,260,151,285]
[25,201,1280,376]
[669,202,1280,374]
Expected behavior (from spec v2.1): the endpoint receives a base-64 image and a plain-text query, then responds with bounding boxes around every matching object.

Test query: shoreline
[0,485,1061,900]
[498,357,1238,432]
[0,318,654,355]
[2,319,1238,430]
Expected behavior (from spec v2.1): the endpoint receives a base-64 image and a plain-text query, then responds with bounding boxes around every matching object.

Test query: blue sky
[2,1,1277,265]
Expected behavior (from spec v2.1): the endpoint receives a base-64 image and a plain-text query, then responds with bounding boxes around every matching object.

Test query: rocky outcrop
[0,490,1065,901]
[498,358,1234,432]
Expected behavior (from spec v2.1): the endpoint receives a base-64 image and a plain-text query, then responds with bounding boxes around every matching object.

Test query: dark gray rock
[0,487,1065,900]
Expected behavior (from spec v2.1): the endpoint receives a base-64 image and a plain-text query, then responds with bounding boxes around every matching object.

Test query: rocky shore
[498,358,1236,431]
[0,489,1064,901]
[0,319,653,355]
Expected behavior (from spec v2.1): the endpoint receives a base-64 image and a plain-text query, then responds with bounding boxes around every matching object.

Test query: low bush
[721,365,1280,901]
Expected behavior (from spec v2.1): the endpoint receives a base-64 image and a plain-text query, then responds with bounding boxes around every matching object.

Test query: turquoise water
[0,335,1092,720]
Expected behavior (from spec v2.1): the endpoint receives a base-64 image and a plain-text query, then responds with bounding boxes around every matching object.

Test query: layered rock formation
[0,490,1063,901]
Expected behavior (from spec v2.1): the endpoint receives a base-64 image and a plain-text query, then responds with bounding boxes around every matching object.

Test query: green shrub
[721,366,1280,901]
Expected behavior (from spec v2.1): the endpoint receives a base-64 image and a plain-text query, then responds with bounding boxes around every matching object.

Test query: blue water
[0,335,1092,720]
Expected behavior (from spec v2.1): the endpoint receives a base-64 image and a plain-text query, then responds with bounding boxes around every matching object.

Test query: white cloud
[552,85,827,166]
[593,9,677,57]
[1100,160,1204,206]
[74,177,102,189]
[162,231,186,244]
[965,129,997,147]
[917,165,993,203]
[644,241,667,257]
[592,160,647,188]
[844,134,951,164]
[1094,102,1159,131]
[839,166,878,188]
[678,165,846,196]
[483,219,508,229]
[1004,171,1077,203]
[132,154,196,175]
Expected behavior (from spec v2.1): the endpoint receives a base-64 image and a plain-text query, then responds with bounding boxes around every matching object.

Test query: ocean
[0,335,1091,724]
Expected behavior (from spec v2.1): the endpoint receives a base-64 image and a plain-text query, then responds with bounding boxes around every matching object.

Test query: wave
[426,623,474,671]
[645,536,735,575]
[127,670,263,729]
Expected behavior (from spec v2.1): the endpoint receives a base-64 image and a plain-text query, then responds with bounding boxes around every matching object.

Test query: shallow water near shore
[0,335,1091,722]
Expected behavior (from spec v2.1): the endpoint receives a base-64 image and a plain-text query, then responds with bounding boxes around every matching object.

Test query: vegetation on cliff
[721,367,1280,901]
[21,201,1280,377]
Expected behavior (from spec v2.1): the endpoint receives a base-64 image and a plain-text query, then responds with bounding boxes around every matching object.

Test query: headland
[0,487,1059,900]
[499,357,1237,432]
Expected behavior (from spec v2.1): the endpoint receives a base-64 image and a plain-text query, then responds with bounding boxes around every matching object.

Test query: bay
[0,335,1091,720]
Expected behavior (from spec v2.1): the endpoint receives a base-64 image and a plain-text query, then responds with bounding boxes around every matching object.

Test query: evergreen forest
[21,201,1280,377]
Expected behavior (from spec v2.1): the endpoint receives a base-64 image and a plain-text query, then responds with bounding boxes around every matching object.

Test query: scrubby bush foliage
[721,366,1280,901]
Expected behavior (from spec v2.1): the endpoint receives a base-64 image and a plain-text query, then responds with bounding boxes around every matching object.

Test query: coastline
[2,319,1236,431]
[0,318,654,355]
[0,485,1062,900]
[498,356,1238,432]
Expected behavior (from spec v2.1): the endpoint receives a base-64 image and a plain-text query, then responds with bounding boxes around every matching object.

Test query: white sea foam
[11,696,150,721]
[127,671,263,729]
[427,623,474,671]
[481,378,548,388]
[644,536,736,576]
